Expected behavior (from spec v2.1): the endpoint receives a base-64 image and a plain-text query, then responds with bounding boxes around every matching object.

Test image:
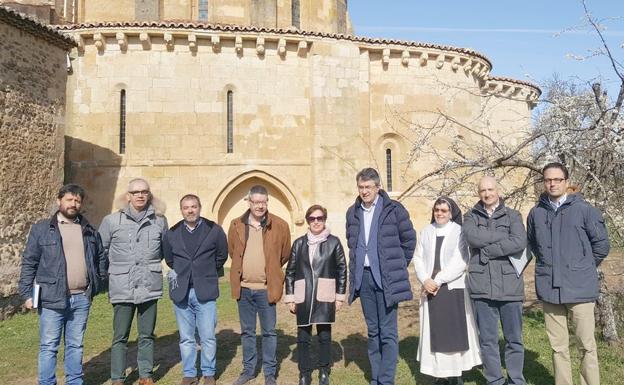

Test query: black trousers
[297,324,332,375]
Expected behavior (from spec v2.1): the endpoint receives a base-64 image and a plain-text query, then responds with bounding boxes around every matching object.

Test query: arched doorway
[212,170,303,234]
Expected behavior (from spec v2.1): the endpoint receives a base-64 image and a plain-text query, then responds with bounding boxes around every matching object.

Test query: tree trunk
[596,270,619,345]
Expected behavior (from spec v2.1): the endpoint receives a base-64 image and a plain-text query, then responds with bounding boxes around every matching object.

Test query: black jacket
[463,201,527,301]
[163,217,228,303]
[285,234,347,326]
[18,213,108,309]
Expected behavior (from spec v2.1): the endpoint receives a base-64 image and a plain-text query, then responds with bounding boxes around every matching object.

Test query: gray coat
[527,193,610,304]
[99,205,168,304]
[463,201,527,301]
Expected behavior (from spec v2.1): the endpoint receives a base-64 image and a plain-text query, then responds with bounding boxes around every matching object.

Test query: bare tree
[393,0,623,343]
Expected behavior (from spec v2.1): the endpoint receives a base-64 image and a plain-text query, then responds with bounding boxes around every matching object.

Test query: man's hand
[24,298,33,309]
[335,300,344,312]
[288,303,296,314]
[423,278,439,295]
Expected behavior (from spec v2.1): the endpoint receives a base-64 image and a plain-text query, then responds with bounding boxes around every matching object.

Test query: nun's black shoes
[298,373,312,385]
[319,368,330,385]
[434,377,464,385]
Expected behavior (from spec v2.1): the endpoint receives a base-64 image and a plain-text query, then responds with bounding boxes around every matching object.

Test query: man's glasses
[307,216,326,223]
[128,190,150,196]
[543,178,566,185]
[249,200,268,207]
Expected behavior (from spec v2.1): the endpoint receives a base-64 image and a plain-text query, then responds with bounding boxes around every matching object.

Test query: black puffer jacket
[284,234,347,326]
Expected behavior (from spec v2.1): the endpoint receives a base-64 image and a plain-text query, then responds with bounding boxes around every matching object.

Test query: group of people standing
[18,163,609,385]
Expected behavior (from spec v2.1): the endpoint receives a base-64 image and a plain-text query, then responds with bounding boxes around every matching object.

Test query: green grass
[1,279,623,385]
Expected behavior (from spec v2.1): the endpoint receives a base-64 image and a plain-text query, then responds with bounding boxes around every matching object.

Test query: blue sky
[348,0,624,96]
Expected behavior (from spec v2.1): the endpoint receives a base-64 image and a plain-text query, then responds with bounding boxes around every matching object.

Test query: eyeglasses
[249,200,267,207]
[128,190,150,196]
[307,216,326,223]
[543,178,566,185]
[357,184,378,192]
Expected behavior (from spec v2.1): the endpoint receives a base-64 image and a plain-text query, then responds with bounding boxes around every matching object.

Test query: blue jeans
[237,288,277,378]
[473,299,525,385]
[359,268,398,385]
[38,293,91,385]
[174,288,218,377]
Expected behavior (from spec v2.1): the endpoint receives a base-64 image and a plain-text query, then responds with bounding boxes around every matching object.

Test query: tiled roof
[55,21,492,66]
[0,6,76,49]
[488,76,541,94]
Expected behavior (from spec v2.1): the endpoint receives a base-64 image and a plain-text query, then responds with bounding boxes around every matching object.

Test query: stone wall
[63,25,538,243]
[79,0,352,34]
[0,6,74,319]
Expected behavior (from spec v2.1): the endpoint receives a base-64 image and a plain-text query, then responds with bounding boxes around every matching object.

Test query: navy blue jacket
[346,190,416,307]
[527,193,610,304]
[163,217,228,303]
[18,213,108,310]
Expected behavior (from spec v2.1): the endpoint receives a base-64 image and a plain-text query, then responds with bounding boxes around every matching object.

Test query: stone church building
[0,0,539,317]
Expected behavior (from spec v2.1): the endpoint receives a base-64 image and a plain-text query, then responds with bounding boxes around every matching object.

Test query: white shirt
[549,194,567,211]
[361,195,380,267]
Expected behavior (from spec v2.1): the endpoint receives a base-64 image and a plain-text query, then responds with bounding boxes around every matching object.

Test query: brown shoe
[138,378,155,385]
[111,382,124,385]
[202,376,216,385]
[180,377,199,385]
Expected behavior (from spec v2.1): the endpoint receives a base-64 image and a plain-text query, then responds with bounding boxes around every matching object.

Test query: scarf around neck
[306,228,331,264]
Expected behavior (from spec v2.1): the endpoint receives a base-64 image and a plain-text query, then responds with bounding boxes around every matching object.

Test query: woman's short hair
[305,204,328,222]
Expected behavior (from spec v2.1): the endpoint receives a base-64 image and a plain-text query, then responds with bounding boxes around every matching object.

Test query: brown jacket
[228,211,291,303]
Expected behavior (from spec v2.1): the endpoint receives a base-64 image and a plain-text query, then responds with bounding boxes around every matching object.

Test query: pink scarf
[306,228,331,264]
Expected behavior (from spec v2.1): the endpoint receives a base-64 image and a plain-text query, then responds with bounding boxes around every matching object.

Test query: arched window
[198,0,208,21]
[226,90,233,153]
[385,148,393,191]
[119,89,126,154]
[291,0,300,29]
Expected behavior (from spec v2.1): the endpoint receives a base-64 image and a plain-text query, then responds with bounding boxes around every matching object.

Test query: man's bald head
[478,176,499,192]
[478,175,501,210]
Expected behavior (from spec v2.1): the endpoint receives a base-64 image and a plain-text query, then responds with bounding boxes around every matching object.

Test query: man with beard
[99,178,168,385]
[19,184,107,385]
[228,185,291,385]
[163,194,228,385]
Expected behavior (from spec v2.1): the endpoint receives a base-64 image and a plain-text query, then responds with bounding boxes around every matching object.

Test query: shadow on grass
[398,336,435,384]
[82,328,241,384]
[216,328,239,378]
[275,329,297,377]
[340,333,371,382]
[83,331,180,385]
[524,348,553,385]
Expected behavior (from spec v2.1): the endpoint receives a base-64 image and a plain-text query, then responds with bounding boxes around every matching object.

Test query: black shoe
[298,374,311,385]
[319,368,330,385]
